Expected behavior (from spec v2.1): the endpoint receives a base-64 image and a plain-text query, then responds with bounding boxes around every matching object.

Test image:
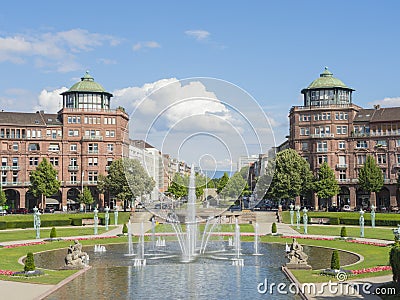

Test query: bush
[122,223,128,235]
[50,227,57,238]
[329,218,340,225]
[271,222,277,234]
[0,221,6,230]
[330,249,340,270]
[70,218,83,226]
[6,221,33,229]
[24,252,35,272]
[390,242,400,285]
[340,226,347,238]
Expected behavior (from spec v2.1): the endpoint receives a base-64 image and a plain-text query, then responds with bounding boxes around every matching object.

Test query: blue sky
[0,1,399,170]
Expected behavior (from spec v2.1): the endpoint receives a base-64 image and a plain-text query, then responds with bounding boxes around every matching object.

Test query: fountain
[232,218,244,266]
[94,245,106,252]
[133,222,146,267]
[253,222,262,256]
[125,219,134,256]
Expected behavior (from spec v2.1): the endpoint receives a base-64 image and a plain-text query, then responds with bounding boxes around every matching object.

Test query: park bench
[82,218,99,225]
[310,217,330,224]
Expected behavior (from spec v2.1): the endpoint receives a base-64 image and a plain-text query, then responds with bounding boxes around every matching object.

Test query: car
[342,205,351,212]
[135,202,144,209]
[229,205,242,212]
[390,206,399,212]
[44,207,55,213]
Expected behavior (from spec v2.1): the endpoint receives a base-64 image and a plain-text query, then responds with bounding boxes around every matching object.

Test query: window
[50,157,59,166]
[88,171,98,183]
[300,127,310,136]
[88,143,98,153]
[356,141,368,148]
[299,115,311,122]
[338,156,346,166]
[29,157,39,166]
[70,158,78,166]
[28,143,39,151]
[377,154,387,164]
[336,126,348,135]
[48,143,60,151]
[382,169,387,180]
[1,171,6,184]
[70,172,77,183]
[317,141,328,152]
[12,171,18,183]
[339,170,346,181]
[357,155,366,165]
[88,157,98,166]
[318,155,328,164]
[396,139,400,147]
[376,140,387,147]
[301,142,308,151]
[67,116,80,124]
[68,129,79,137]
[338,141,346,149]
[70,144,77,151]
[335,112,348,120]
[1,157,7,167]
[105,130,115,137]
[107,158,113,166]
[12,142,18,151]
[107,143,114,152]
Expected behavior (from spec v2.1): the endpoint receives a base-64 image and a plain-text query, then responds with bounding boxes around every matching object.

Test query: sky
[0,0,400,171]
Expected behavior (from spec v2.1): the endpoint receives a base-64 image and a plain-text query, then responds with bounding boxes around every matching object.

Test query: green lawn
[154,223,254,233]
[0,226,117,243]
[290,225,396,240]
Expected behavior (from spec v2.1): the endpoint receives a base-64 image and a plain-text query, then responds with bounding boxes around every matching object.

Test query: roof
[303,67,353,91]
[130,139,155,149]
[66,71,107,93]
[0,111,62,126]
[354,107,400,123]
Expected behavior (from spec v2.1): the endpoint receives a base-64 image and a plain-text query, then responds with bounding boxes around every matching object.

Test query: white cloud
[34,87,68,113]
[0,29,121,72]
[370,97,400,107]
[185,30,210,41]
[133,41,161,51]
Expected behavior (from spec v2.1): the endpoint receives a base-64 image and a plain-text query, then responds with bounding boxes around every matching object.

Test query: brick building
[289,68,400,211]
[0,72,129,211]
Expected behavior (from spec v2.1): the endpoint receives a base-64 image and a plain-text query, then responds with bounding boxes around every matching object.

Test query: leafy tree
[358,155,384,203]
[122,223,128,235]
[340,226,347,238]
[0,187,7,206]
[167,173,188,199]
[314,162,340,204]
[29,158,61,210]
[330,249,340,270]
[220,172,246,199]
[50,227,57,239]
[24,252,35,272]
[77,187,94,212]
[98,158,155,211]
[217,172,229,194]
[390,242,400,285]
[267,149,313,202]
[271,222,277,234]
[239,166,250,181]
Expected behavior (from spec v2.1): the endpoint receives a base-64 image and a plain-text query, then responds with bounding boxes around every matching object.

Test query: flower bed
[281,235,335,241]
[64,235,119,241]
[345,240,389,247]
[0,269,14,276]
[3,241,46,249]
[350,266,392,275]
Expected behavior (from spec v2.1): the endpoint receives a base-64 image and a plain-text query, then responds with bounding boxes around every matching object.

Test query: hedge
[70,218,82,226]
[329,218,340,225]
[0,221,6,230]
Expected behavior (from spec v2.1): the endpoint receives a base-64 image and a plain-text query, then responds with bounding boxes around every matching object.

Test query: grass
[290,225,396,240]
[154,223,254,233]
[0,226,117,243]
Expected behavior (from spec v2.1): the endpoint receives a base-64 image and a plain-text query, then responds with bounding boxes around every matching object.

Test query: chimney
[373,104,381,110]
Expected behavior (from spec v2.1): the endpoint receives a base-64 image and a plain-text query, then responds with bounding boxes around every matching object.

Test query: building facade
[289,68,400,211]
[0,72,129,211]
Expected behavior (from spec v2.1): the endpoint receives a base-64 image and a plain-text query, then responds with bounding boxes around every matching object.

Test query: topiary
[122,223,128,235]
[50,227,57,239]
[330,249,340,270]
[271,222,277,234]
[24,252,35,272]
[340,226,347,238]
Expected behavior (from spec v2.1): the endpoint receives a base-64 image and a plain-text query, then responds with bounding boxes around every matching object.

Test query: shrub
[0,221,6,230]
[24,252,35,272]
[390,242,400,285]
[330,249,340,270]
[271,222,277,234]
[329,218,340,225]
[122,223,128,235]
[340,226,347,238]
[70,218,83,226]
[50,227,57,238]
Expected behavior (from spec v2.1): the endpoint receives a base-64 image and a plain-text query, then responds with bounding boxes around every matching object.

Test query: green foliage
[0,221,6,229]
[358,155,384,193]
[329,218,340,225]
[50,227,57,238]
[340,226,347,237]
[0,187,7,206]
[217,172,229,194]
[267,149,313,201]
[77,187,94,211]
[122,223,128,234]
[98,158,155,204]
[167,173,188,199]
[29,158,61,206]
[70,218,83,226]
[314,162,340,200]
[390,242,400,284]
[219,172,246,199]
[271,222,277,234]
[24,252,35,272]
[330,249,340,270]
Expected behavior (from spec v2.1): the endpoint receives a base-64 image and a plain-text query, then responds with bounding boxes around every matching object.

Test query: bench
[310,217,330,224]
[82,218,99,225]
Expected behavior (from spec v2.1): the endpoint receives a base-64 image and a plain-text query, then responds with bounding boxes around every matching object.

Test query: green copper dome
[305,67,352,90]
[67,71,106,93]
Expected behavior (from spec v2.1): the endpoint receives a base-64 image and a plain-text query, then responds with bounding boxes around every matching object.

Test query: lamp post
[289,204,294,226]
[35,211,41,239]
[359,209,365,238]
[303,207,308,234]
[94,206,98,235]
[295,205,300,229]
[370,205,376,228]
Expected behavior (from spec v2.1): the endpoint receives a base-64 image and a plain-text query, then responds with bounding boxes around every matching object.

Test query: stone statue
[65,240,89,268]
[286,238,311,269]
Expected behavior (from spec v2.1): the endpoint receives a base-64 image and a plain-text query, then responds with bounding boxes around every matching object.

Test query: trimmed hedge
[70,218,82,226]
[41,220,71,227]
[0,221,6,230]
[6,221,33,229]
[329,218,340,225]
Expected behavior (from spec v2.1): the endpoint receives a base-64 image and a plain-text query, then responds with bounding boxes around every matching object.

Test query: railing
[1,181,23,186]
[338,178,350,183]
[336,164,348,169]
[0,166,10,170]
[10,166,20,171]
[393,163,400,168]
[351,131,400,137]
[351,179,359,183]
[68,165,79,171]
[310,133,335,138]
[83,181,97,185]
[292,104,351,110]
[88,150,99,154]
[82,135,103,141]
[65,181,81,185]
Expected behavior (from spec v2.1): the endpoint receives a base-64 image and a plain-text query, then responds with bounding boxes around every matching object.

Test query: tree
[390,242,400,285]
[340,226,347,238]
[50,227,57,239]
[314,162,340,205]
[122,223,128,235]
[98,158,155,211]
[271,222,277,234]
[330,249,340,270]
[0,187,7,206]
[267,149,313,202]
[217,172,229,194]
[220,172,246,200]
[29,158,61,209]
[77,187,94,212]
[24,252,35,272]
[358,155,384,204]
[167,173,188,199]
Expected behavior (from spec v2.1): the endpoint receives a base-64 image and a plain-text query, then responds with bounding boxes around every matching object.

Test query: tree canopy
[313,162,340,200]
[358,155,384,193]
[0,187,7,206]
[217,172,229,194]
[220,171,246,199]
[77,187,94,212]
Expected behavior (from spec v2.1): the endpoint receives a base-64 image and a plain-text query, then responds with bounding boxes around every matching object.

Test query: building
[0,72,129,211]
[237,155,259,171]
[289,67,400,211]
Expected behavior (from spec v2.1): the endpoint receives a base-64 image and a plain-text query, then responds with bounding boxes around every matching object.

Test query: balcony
[310,133,335,138]
[338,178,350,183]
[336,164,348,170]
[351,179,359,183]
[0,166,10,170]
[384,179,392,184]
[10,166,20,171]
[393,163,400,168]
[83,181,97,185]
[82,135,103,141]
[88,150,99,154]
[66,181,81,185]
[2,181,23,186]
[68,165,79,171]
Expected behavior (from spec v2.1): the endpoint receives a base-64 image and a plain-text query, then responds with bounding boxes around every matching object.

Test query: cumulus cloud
[185,30,210,41]
[34,87,68,113]
[0,29,121,72]
[370,97,400,107]
[133,41,161,51]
